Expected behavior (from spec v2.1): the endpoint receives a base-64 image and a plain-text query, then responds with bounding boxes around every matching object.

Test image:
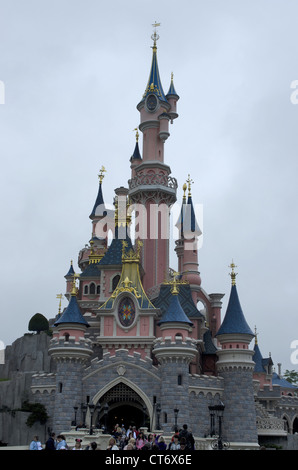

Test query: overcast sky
[0,0,297,373]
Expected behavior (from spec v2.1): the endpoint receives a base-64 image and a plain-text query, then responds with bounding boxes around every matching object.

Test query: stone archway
[92,376,153,432]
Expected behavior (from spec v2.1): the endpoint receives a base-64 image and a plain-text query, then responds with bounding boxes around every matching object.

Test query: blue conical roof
[142,45,168,103]
[64,262,75,278]
[131,141,142,160]
[176,194,201,238]
[54,294,89,327]
[166,75,179,99]
[90,182,106,219]
[158,293,193,326]
[253,342,265,372]
[216,284,253,336]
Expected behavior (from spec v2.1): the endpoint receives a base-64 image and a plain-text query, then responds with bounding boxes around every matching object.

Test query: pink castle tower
[128,24,179,292]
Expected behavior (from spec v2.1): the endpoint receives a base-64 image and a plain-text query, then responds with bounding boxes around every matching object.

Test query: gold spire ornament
[229,260,238,285]
[98,166,106,184]
[254,326,258,345]
[56,293,63,315]
[151,21,161,49]
[182,182,187,202]
[163,271,188,295]
[71,273,80,296]
[186,174,194,196]
[133,128,139,142]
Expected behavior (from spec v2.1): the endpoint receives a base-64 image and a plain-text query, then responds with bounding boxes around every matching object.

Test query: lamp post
[174,407,179,430]
[81,403,87,427]
[215,402,225,450]
[95,403,101,428]
[208,404,216,437]
[156,404,161,430]
[88,403,95,435]
[142,405,147,427]
[103,403,109,433]
[209,400,229,450]
[72,406,78,427]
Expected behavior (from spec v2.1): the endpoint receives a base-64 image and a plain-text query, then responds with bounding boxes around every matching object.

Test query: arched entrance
[293,417,298,434]
[93,381,151,433]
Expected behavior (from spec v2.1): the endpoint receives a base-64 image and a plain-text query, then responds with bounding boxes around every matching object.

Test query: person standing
[29,436,43,450]
[45,432,56,450]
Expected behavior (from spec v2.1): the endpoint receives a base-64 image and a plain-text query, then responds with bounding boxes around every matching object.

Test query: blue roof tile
[90,182,106,219]
[216,284,254,336]
[54,295,89,327]
[158,293,193,326]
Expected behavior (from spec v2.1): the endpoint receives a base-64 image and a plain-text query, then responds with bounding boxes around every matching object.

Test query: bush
[28,313,49,334]
[21,401,49,427]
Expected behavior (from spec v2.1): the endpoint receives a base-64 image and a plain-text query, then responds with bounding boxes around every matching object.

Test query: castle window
[112,275,120,291]
[58,382,63,393]
[84,285,88,295]
[63,333,70,342]
[97,285,101,295]
[178,374,182,385]
[90,282,96,295]
[164,412,167,424]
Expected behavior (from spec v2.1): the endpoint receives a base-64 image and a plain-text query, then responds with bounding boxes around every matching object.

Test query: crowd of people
[107,423,195,451]
[29,433,99,451]
[29,423,195,451]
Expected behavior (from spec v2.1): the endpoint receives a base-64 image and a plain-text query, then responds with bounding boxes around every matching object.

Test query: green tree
[284,370,298,385]
[28,313,49,334]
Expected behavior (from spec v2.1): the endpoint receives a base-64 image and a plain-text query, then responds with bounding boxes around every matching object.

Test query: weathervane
[133,127,139,142]
[186,174,194,196]
[229,260,238,286]
[56,293,63,315]
[98,166,106,184]
[151,21,161,48]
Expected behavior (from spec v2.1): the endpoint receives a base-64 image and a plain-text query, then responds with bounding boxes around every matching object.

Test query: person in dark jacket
[45,432,56,450]
[179,424,195,450]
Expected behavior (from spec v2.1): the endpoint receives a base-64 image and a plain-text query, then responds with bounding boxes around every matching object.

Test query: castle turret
[153,278,197,431]
[49,275,92,434]
[129,24,178,291]
[215,262,258,445]
[175,176,202,304]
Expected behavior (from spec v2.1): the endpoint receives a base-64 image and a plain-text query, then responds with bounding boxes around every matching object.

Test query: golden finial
[186,174,194,196]
[182,182,187,202]
[71,273,80,296]
[133,128,139,142]
[163,271,188,295]
[56,293,63,315]
[122,240,128,257]
[254,326,258,345]
[229,260,238,286]
[98,166,106,184]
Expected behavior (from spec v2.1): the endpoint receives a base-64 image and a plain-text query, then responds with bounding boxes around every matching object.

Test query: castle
[1,26,298,450]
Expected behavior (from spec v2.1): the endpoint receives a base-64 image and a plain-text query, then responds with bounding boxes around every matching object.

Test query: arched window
[112,275,120,291]
[58,382,63,393]
[97,285,101,295]
[90,282,96,295]
[63,333,70,342]
[84,285,88,295]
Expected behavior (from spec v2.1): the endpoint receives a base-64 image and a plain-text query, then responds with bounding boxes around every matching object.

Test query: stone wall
[0,333,53,445]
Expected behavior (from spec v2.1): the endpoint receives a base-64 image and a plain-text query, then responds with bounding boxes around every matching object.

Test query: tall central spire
[142,22,168,103]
